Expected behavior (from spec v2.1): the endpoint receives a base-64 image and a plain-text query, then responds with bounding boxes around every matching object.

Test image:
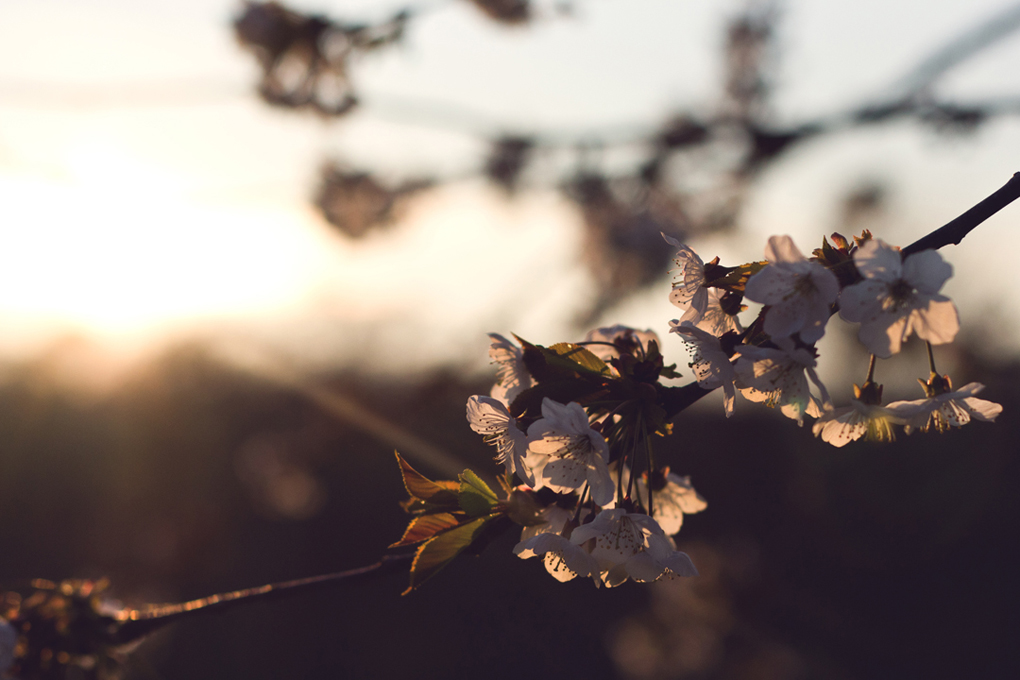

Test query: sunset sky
[1,0,1019,383]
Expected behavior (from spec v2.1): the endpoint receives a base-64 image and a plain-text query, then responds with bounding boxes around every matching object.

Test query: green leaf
[389,512,463,548]
[402,516,492,595]
[458,469,499,517]
[547,343,611,375]
[395,452,460,508]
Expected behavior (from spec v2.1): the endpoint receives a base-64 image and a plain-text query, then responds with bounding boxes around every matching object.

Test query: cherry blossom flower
[570,509,698,587]
[466,395,533,483]
[669,320,737,417]
[638,469,707,536]
[744,235,839,343]
[735,340,830,425]
[890,381,1003,434]
[583,325,661,363]
[812,399,924,447]
[695,288,743,337]
[526,399,614,506]
[838,240,959,358]
[488,333,535,406]
[662,233,709,327]
[513,506,600,584]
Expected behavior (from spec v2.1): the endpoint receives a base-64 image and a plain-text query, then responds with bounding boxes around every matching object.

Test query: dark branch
[902,172,1020,256]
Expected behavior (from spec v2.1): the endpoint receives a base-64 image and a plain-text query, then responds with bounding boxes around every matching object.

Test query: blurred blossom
[467,0,531,24]
[235,434,326,521]
[314,165,429,238]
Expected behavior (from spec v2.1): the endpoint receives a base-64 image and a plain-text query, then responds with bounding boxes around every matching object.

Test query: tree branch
[112,553,412,645]
[902,172,1020,256]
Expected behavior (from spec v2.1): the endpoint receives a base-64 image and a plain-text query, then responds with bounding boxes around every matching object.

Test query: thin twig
[112,554,413,645]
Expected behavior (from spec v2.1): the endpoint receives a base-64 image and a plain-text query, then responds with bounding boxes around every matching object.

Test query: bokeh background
[1,1,1019,678]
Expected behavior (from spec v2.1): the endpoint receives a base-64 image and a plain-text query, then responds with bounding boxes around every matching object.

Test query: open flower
[744,235,839,343]
[570,509,698,587]
[466,395,533,483]
[663,233,709,327]
[513,506,600,584]
[638,469,707,536]
[488,333,535,406]
[670,320,737,417]
[890,380,1003,434]
[695,288,743,337]
[838,240,959,358]
[526,399,614,506]
[735,340,830,425]
[812,399,924,447]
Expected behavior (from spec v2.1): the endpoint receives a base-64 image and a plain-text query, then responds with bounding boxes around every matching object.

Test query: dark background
[0,338,1016,680]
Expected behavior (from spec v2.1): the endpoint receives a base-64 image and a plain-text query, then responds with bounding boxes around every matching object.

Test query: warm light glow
[0,139,331,336]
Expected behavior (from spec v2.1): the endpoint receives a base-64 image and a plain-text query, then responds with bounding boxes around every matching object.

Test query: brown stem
[111,553,412,645]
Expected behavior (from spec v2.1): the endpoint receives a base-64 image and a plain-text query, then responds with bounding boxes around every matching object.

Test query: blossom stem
[902,172,1020,257]
[926,341,938,374]
[111,553,414,645]
[573,483,590,523]
[865,354,877,383]
[643,425,655,517]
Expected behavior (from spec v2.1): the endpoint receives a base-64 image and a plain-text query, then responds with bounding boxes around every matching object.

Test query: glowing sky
[1,0,1019,380]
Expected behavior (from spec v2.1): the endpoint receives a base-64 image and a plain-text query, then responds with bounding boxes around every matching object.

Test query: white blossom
[570,509,698,587]
[663,233,710,327]
[838,240,959,358]
[669,320,737,417]
[744,235,839,344]
[466,395,533,484]
[488,333,535,406]
[890,382,1003,434]
[735,340,830,426]
[526,399,615,506]
[696,288,743,337]
[638,470,707,536]
[514,506,600,583]
[811,399,924,447]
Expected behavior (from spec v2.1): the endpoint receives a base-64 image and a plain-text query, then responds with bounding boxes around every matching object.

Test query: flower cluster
[665,231,1000,446]
[391,227,1001,594]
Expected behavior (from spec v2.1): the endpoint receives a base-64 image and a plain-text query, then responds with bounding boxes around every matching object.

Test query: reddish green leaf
[402,516,492,595]
[547,342,611,375]
[395,452,459,507]
[389,512,463,548]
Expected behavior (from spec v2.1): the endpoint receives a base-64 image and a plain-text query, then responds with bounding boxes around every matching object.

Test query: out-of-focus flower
[639,469,707,535]
[890,377,1003,434]
[583,325,661,364]
[662,234,709,327]
[0,619,16,675]
[488,333,534,406]
[570,509,698,587]
[839,240,959,357]
[467,395,533,483]
[670,320,737,417]
[484,135,533,192]
[526,399,614,506]
[744,235,839,343]
[468,0,531,24]
[735,340,829,425]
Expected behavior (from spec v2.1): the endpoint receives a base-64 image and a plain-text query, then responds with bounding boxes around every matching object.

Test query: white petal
[902,249,953,293]
[911,299,959,346]
[838,280,888,323]
[853,239,902,282]
[961,397,1003,422]
[764,235,805,263]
